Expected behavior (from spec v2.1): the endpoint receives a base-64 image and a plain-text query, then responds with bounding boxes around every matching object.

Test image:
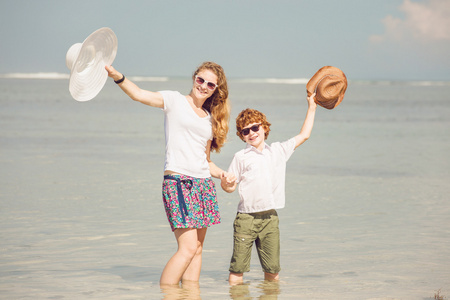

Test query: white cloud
[370,0,450,43]
[366,0,450,80]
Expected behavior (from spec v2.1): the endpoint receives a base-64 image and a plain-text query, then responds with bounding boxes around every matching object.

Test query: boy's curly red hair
[236,108,271,142]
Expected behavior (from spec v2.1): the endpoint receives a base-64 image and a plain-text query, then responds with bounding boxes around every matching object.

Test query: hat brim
[67,27,118,101]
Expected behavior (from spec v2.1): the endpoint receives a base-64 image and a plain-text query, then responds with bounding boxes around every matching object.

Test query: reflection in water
[161,280,201,300]
[256,281,280,299]
[229,281,280,300]
[229,283,251,300]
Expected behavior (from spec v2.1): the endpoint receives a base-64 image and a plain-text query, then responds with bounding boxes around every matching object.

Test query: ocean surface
[1,76,449,299]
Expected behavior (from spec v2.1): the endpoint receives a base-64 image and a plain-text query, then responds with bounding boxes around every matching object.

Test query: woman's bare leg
[160,228,199,286]
[182,228,207,282]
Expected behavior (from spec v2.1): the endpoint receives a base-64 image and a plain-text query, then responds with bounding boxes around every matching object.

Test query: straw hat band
[314,74,338,94]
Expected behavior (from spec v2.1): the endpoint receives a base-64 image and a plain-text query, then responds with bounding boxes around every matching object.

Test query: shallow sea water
[1,78,449,299]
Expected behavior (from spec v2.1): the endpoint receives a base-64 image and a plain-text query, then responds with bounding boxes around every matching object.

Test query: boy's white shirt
[227,137,296,213]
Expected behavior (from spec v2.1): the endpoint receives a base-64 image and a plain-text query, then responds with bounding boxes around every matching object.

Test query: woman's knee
[175,228,204,259]
[178,242,199,259]
[175,230,195,251]
[194,240,203,256]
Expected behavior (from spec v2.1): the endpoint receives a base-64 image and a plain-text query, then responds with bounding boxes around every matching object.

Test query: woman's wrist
[114,74,125,84]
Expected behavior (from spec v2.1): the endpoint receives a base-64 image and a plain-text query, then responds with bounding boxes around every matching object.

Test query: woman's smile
[193,70,217,98]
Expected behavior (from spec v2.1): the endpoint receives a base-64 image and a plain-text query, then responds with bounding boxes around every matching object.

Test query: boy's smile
[242,122,265,151]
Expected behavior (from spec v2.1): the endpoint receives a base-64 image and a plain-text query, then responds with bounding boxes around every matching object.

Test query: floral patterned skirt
[162,174,221,231]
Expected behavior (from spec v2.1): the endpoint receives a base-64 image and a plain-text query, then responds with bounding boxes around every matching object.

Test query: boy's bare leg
[229,272,244,285]
[264,272,279,281]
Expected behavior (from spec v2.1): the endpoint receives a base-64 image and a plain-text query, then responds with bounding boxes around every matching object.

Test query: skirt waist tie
[164,175,193,224]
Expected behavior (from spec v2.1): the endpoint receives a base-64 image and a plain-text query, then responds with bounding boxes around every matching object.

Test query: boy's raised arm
[294,93,317,149]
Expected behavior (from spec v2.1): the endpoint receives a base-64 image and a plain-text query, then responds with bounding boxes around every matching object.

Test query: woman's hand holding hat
[105,65,123,83]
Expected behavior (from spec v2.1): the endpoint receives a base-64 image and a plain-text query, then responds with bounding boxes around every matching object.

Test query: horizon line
[0,72,449,86]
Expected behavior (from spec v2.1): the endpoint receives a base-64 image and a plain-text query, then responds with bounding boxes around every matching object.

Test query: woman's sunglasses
[241,124,261,136]
[195,76,218,91]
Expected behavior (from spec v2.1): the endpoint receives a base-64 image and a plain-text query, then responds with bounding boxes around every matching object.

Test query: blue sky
[1,0,449,81]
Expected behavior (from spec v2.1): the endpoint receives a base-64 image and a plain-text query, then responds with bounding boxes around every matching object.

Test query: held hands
[220,172,237,193]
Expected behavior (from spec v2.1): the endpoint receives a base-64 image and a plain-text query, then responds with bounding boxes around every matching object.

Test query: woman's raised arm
[105,65,164,108]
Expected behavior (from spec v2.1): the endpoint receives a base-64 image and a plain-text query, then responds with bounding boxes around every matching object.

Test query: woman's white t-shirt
[160,90,213,178]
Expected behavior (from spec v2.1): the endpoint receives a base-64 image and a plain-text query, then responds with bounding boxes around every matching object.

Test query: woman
[105,62,230,285]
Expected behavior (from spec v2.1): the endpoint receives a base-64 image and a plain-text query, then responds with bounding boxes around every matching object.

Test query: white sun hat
[66,27,118,101]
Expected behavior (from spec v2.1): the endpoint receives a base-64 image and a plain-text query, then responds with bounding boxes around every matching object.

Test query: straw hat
[306,66,347,109]
[66,27,118,101]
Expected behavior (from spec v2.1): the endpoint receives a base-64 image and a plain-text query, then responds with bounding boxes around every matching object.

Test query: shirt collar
[244,142,270,154]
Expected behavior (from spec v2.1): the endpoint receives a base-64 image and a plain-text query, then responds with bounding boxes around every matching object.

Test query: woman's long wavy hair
[193,62,230,152]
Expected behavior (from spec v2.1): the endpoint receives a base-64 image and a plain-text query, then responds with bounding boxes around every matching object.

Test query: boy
[221,93,317,285]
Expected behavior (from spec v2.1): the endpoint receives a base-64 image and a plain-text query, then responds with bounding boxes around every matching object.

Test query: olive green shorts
[229,209,280,274]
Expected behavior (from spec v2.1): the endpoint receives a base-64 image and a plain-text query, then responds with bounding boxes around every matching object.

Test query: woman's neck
[188,92,206,108]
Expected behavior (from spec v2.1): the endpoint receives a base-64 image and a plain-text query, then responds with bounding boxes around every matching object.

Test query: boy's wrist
[308,105,317,111]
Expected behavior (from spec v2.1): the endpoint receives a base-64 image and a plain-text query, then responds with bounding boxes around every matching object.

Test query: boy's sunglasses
[195,76,218,91]
[241,124,261,136]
